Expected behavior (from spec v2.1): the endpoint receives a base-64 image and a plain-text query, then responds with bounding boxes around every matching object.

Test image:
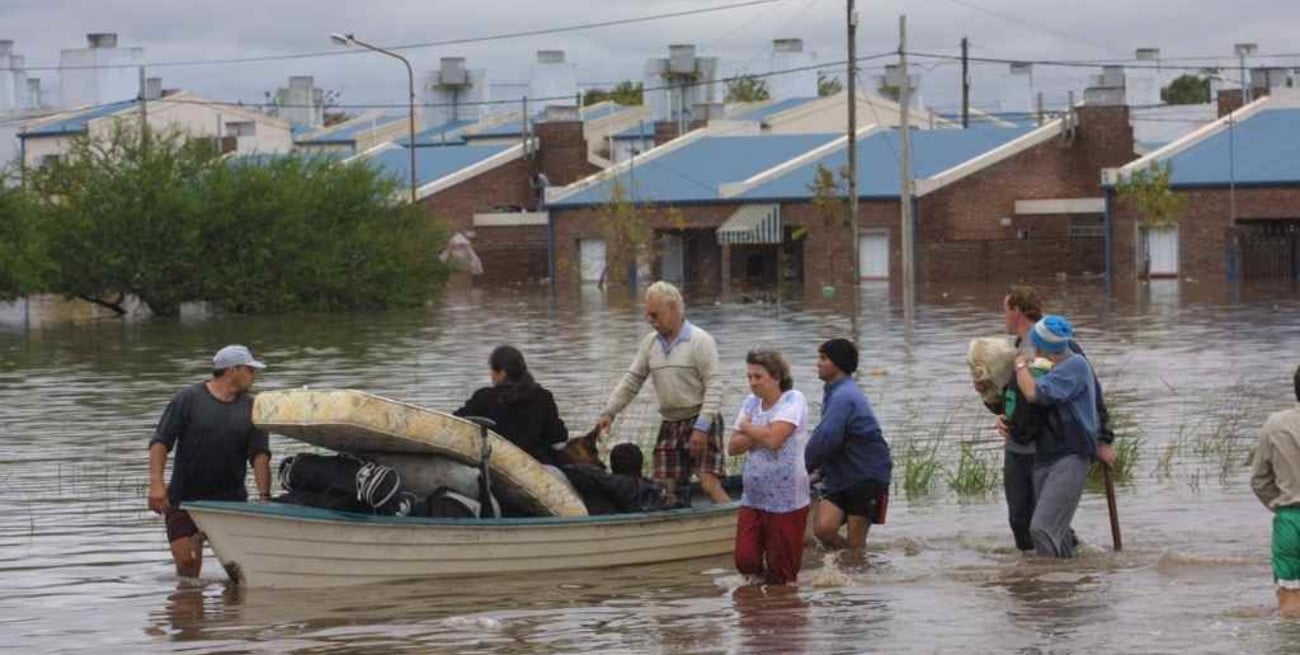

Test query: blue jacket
[805,377,892,492]
[1032,352,1100,463]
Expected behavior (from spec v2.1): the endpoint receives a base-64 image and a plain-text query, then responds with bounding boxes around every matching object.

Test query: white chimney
[767,38,817,100]
[644,44,720,123]
[274,75,324,129]
[26,77,40,109]
[1126,47,1162,107]
[0,41,20,112]
[60,32,145,107]
[528,50,578,110]
[421,56,489,128]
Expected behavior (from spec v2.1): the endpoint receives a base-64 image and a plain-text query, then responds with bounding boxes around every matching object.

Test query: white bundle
[967,336,1017,406]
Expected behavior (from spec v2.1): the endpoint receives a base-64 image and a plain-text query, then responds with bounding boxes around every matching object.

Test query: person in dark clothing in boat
[455,345,568,465]
[148,345,272,578]
[564,443,668,514]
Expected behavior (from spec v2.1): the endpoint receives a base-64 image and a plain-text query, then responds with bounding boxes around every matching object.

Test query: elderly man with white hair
[595,281,729,505]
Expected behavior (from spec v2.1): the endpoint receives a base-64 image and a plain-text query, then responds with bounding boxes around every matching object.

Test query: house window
[225,121,257,137]
[1069,215,1105,239]
[39,154,60,168]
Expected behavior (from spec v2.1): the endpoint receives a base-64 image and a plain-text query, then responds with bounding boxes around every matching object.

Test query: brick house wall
[915,105,1133,283]
[1111,185,1300,281]
[418,118,596,284]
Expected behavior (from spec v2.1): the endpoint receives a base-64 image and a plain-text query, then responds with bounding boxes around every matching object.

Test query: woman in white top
[728,348,811,585]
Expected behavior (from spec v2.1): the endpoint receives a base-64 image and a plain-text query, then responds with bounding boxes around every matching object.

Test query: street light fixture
[329,32,418,204]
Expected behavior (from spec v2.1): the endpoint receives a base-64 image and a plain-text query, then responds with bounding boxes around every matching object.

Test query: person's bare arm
[251,452,272,501]
[727,431,753,456]
[148,442,170,514]
[738,419,797,451]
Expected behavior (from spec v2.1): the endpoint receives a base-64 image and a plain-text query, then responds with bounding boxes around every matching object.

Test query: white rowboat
[186,500,739,589]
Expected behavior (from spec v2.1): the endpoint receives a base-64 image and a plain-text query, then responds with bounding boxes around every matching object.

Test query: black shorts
[165,507,200,542]
[824,479,889,524]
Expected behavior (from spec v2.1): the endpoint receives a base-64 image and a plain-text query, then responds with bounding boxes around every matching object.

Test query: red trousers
[734,505,810,585]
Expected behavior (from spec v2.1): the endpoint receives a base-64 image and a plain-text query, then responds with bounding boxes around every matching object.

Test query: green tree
[584,81,643,106]
[596,179,654,291]
[725,75,770,103]
[28,124,218,316]
[808,163,852,281]
[1116,161,1187,231]
[25,123,447,316]
[818,73,844,97]
[197,155,446,313]
[0,177,53,300]
[1161,74,1211,105]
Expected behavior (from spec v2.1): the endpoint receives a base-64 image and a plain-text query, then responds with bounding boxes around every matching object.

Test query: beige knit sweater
[601,322,722,426]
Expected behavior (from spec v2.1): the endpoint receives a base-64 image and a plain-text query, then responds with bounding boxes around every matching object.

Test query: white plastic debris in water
[443,615,503,630]
[439,232,484,275]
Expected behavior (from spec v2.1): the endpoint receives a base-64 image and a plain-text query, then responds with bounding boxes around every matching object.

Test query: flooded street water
[1,279,1298,654]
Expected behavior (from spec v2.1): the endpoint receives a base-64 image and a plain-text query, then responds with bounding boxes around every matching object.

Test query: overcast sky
[5,0,1299,113]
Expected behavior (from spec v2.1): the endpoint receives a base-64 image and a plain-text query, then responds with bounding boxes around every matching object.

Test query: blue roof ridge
[544,125,715,205]
[719,124,884,198]
[416,140,529,200]
[913,117,1067,197]
[1104,92,1283,186]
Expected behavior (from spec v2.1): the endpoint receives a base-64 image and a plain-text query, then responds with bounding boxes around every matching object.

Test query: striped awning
[716,204,782,245]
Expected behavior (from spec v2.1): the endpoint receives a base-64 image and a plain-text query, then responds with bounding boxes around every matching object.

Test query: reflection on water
[0,279,1298,653]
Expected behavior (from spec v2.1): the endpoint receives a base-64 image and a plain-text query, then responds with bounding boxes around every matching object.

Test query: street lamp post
[330,32,418,204]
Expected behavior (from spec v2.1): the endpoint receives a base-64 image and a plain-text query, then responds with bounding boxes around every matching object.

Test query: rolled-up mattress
[252,389,588,517]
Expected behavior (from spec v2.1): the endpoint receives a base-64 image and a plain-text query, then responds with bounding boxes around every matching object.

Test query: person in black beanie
[804,339,892,551]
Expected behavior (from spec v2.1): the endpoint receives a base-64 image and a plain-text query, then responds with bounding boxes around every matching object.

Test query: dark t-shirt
[150,382,270,505]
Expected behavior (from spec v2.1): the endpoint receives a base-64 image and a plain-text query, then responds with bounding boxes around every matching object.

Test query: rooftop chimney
[528,50,577,110]
[668,44,697,74]
[87,33,118,49]
[767,38,817,100]
[145,77,162,100]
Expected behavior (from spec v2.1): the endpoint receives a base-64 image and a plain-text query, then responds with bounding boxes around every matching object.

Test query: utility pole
[961,37,970,129]
[847,0,860,288]
[898,14,916,324]
[138,65,148,152]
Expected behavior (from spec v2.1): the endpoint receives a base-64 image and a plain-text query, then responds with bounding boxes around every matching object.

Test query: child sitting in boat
[561,443,668,515]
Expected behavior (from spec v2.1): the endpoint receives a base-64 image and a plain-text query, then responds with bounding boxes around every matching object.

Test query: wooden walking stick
[1102,463,1122,551]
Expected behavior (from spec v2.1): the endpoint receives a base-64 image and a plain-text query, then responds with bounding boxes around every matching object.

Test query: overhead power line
[23,0,785,72]
[84,52,898,111]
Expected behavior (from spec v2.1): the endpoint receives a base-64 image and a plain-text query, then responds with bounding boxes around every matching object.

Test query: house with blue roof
[341,108,600,284]
[294,112,409,155]
[19,91,293,168]
[545,97,1136,293]
[1104,89,1300,282]
[606,91,954,165]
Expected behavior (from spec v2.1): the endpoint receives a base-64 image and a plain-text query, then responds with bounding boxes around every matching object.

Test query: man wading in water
[595,281,729,505]
[977,286,1115,553]
[1250,365,1300,618]
[147,345,271,578]
[805,339,892,551]
[1014,316,1113,557]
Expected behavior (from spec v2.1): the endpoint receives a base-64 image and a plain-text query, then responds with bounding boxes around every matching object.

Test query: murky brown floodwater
[1,279,1298,654]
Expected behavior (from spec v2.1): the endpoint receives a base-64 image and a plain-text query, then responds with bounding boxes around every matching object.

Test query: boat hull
[186,500,738,589]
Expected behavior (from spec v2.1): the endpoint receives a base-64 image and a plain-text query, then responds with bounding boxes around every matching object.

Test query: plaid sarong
[653,415,724,483]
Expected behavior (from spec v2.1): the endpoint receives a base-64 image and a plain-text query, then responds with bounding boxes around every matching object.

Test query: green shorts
[1273,507,1300,589]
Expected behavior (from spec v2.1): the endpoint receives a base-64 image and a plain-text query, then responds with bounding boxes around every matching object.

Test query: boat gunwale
[185,499,739,529]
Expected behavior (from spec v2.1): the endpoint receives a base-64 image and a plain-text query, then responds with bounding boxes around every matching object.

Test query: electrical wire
[22,0,787,72]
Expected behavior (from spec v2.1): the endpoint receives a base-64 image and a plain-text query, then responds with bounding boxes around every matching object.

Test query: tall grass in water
[947,442,1000,497]
[898,439,941,498]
